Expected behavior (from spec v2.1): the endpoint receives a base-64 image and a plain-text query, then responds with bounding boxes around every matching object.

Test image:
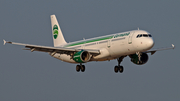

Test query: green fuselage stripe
[65,36,113,47]
[64,32,130,47]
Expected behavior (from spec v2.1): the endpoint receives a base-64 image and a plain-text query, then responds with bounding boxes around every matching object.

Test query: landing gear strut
[114,56,125,73]
[76,63,85,72]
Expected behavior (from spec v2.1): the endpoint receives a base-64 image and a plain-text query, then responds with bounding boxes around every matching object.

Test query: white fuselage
[52,30,154,63]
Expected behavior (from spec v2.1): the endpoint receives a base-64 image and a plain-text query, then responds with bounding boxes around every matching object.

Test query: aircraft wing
[145,44,175,55]
[3,40,100,55]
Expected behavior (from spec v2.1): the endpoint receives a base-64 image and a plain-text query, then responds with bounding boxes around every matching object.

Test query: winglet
[3,39,6,45]
[3,40,12,45]
[172,44,175,49]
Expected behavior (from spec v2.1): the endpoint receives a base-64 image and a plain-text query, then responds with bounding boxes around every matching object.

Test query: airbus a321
[3,15,175,73]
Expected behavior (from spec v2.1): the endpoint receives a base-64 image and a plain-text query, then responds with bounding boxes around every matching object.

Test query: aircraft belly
[51,53,77,64]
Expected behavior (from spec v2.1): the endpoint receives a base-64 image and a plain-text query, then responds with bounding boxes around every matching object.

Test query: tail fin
[51,15,67,47]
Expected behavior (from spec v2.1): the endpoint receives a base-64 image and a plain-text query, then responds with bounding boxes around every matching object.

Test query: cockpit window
[136,35,139,38]
[143,34,148,37]
[136,34,142,38]
[148,34,152,37]
[137,34,142,38]
[136,34,152,38]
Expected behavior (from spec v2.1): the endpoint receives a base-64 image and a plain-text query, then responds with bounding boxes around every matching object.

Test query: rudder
[51,15,67,47]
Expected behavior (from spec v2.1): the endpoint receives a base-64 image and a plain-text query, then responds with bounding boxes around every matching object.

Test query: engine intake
[73,50,91,63]
[129,53,148,65]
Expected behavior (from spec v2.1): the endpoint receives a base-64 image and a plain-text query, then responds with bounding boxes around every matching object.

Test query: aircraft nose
[147,38,154,49]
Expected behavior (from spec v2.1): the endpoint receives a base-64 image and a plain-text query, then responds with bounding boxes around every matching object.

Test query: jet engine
[129,53,148,65]
[73,50,91,63]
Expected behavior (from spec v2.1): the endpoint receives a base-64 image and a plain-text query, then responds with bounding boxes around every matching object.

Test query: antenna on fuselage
[138,27,139,30]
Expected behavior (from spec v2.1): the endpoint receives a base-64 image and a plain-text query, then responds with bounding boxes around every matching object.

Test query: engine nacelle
[73,50,91,63]
[129,53,148,65]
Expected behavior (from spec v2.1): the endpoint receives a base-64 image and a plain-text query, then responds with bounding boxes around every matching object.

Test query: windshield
[136,34,152,38]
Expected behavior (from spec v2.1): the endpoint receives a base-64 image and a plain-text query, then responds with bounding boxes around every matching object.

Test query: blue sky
[0,0,179,101]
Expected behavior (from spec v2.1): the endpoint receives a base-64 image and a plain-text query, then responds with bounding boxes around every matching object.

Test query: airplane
[3,15,175,73]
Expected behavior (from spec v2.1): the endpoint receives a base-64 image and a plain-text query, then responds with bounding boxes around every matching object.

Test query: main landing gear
[76,63,85,72]
[114,56,125,73]
[76,56,125,73]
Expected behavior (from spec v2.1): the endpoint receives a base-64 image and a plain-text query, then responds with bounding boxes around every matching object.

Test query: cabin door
[128,32,134,44]
[107,39,111,48]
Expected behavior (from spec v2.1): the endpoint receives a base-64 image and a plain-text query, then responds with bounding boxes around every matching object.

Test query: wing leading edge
[145,44,175,55]
[3,40,100,55]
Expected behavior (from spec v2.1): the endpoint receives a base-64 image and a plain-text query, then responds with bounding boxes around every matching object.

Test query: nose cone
[146,38,154,49]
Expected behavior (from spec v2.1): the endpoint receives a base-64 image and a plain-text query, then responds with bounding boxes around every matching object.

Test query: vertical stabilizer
[51,15,67,47]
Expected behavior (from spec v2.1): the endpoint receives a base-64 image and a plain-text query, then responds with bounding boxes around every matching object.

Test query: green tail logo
[53,25,58,39]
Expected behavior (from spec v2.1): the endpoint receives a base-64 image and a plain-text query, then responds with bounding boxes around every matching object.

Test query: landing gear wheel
[76,65,81,72]
[114,66,119,73]
[81,65,85,72]
[114,56,126,73]
[119,66,124,73]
